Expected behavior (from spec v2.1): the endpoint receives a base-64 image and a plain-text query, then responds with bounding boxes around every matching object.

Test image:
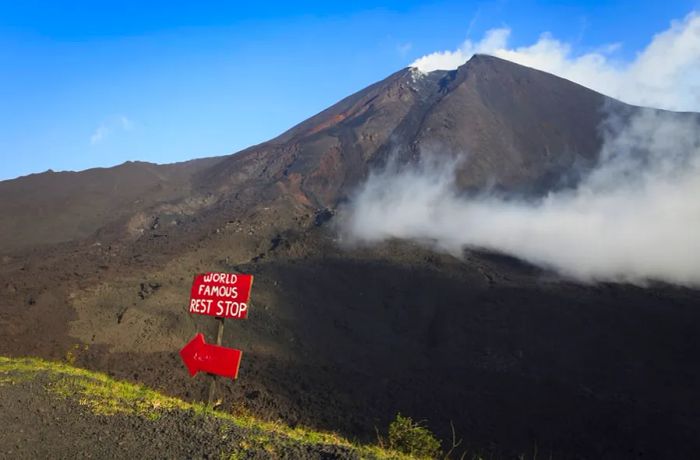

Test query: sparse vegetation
[64,343,89,365]
[387,413,442,459]
[0,356,416,459]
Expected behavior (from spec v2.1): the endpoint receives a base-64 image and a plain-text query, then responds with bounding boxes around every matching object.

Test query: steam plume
[342,110,700,286]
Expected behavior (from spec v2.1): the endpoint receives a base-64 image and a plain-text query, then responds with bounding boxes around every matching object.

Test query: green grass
[0,356,416,459]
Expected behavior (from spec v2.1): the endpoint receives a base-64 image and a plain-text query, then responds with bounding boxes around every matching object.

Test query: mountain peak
[200,54,629,212]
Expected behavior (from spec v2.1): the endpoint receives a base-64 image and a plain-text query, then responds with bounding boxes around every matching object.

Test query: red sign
[180,333,243,379]
[189,272,254,319]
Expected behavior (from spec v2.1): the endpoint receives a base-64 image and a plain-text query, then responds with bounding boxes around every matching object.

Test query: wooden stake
[207,317,225,407]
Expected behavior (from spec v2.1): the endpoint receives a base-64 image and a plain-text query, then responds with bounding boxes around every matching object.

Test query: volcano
[1,55,699,458]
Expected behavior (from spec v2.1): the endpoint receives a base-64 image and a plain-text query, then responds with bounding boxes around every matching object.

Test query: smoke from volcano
[343,109,700,286]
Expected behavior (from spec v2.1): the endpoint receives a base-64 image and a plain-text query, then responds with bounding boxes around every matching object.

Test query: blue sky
[1,0,698,180]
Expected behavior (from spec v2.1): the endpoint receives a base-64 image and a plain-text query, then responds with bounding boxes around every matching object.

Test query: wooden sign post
[180,272,254,407]
[207,317,226,406]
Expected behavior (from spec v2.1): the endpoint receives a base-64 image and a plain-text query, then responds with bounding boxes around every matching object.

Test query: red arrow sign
[179,333,243,379]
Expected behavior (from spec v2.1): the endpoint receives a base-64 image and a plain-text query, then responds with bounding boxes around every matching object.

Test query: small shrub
[388,413,441,459]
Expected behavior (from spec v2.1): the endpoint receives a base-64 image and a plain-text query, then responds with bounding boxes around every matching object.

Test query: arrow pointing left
[179,333,243,379]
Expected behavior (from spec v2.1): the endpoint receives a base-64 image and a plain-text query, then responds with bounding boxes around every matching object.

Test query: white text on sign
[189,299,248,317]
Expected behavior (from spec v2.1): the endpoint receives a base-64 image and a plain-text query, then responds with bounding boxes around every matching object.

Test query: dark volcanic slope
[1,55,700,459]
[0,157,223,252]
[199,55,620,212]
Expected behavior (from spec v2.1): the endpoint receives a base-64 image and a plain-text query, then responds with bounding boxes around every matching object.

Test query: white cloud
[410,11,700,112]
[90,115,134,145]
[342,109,700,287]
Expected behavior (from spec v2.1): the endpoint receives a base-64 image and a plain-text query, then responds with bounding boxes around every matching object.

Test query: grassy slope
[0,356,414,460]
